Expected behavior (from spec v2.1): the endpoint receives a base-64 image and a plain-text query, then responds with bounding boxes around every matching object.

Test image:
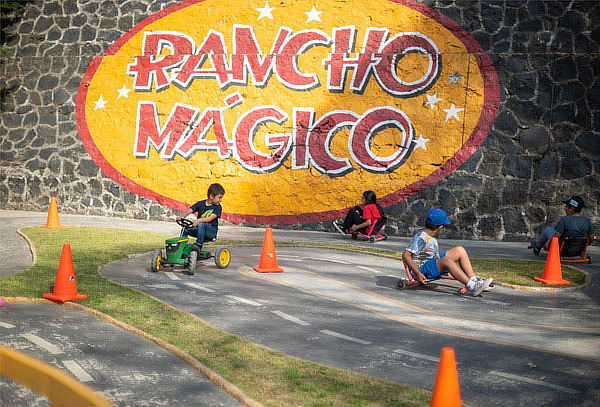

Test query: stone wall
[0,0,598,241]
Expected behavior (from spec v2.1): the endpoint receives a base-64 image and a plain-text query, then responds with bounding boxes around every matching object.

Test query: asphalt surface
[1,209,600,407]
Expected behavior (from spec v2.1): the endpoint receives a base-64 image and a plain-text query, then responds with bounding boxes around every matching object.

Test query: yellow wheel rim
[219,249,230,266]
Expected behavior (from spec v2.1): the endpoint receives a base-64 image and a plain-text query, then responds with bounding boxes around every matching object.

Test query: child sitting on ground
[402,208,493,296]
[333,190,386,238]
[176,183,225,250]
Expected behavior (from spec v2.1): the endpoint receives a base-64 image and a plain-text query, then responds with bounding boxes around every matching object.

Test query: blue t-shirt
[190,200,222,230]
[555,215,594,238]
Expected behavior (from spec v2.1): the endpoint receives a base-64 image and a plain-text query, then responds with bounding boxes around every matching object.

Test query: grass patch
[2,226,429,407]
[2,227,585,407]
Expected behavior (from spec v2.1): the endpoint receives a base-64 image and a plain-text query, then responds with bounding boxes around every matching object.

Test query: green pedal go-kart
[150,218,231,275]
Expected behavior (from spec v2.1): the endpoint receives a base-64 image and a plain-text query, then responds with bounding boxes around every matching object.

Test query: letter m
[134,101,198,159]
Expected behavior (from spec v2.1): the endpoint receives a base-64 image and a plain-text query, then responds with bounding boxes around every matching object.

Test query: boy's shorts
[419,252,447,279]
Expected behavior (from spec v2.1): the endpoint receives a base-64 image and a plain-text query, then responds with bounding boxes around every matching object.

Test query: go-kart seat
[559,236,592,263]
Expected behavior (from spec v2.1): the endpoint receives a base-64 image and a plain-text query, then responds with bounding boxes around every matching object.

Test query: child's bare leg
[444,246,476,278]
[437,257,470,285]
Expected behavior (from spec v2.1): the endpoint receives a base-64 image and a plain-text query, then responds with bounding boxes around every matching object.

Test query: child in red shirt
[333,190,386,238]
[349,190,383,233]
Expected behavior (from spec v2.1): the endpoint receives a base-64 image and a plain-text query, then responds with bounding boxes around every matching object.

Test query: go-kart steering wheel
[177,218,194,228]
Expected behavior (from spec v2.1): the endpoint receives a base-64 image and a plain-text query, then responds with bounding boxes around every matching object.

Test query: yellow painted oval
[76,0,499,224]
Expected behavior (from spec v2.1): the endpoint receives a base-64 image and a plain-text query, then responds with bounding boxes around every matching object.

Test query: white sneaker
[478,277,494,291]
[332,220,346,235]
[470,277,493,296]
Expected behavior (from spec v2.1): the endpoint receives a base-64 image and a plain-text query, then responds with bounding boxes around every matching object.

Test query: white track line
[62,360,94,382]
[165,272,180,281]
[392,348,440,363]
[21,333,63,355]
[488,371,581,394]
[310,258,350,264]
[226,295,261,306]
[184,282,215,293]
[271,310,311,326]
[357,266,383,274]
[528,306,582,312]
[320,330,371,344]
[0,321,16,329]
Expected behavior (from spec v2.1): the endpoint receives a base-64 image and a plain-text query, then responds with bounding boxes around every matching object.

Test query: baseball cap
[564,196,585,210]
[426,208,452,226]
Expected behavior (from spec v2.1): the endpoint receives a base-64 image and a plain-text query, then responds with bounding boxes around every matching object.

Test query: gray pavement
[0,303,242,407]
[1,209,600,407]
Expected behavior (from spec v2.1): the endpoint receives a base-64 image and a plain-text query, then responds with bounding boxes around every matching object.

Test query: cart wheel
[458,286,469,296]
[351,233,358,240]
[150,249,162,272]
[186,250,197,275]
[397,279,406,289]
[588,256,592,264]
[369,236,376,243]
[215,248,231,269]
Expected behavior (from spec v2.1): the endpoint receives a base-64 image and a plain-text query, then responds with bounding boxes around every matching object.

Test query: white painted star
[448,71,463,85]
[443,103,464,122]
[423,92,442,109]
[256,1,275,20]
[117,85,131,99]
[305,5,323,23]
[412,134,430,151]
[93,95,108,110]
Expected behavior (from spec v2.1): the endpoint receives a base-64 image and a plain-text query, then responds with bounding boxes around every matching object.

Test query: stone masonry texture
[0,0,598,242]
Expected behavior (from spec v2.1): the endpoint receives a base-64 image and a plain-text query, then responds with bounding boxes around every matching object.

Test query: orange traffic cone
[41,197,66,229]
[253,228,283,273]
[534,237,570,285]
[431,347,461,407]
[43,244,88,303]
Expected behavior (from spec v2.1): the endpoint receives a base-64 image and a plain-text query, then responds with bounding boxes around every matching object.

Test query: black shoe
[332,220,346,235]
[528,240,540,256]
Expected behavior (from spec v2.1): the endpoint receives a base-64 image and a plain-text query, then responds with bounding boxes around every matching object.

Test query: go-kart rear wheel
[397,279,406,289]
[186,250,197,275]
[215,248,231,269]
[150,249,162,272]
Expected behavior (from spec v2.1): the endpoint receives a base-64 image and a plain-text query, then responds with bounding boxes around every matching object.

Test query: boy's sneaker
[477,277,494,291]
[528,240,541,256]
[332,220,346,235]
[470,277,493,296]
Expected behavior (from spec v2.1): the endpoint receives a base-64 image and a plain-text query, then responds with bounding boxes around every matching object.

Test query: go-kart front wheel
[215,248,231,269]
[150,249,162,272]
[186,250,197,275]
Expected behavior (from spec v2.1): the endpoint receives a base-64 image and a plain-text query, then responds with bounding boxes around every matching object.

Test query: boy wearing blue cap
[402,208,493,296]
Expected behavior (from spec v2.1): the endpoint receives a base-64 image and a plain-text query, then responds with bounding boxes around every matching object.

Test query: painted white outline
[232,105,292,173]
[349,106,414,173]
[307,109,358,176]
[134,101,199,159]
[275,28,331,91]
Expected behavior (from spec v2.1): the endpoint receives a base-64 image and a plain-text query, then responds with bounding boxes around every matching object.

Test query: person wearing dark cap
[529,196,595,255]
[403,208,493,296]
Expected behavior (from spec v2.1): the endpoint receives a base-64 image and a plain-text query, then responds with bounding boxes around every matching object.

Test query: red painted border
[76,0,499,224]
